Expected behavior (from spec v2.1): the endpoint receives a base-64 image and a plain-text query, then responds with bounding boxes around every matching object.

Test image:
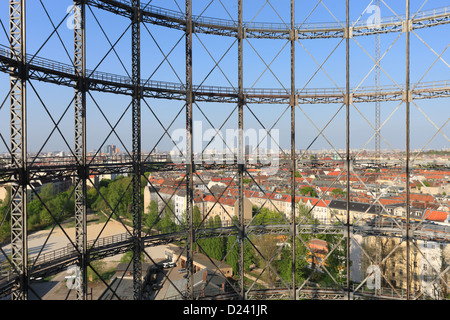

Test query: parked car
[162,262,176,268]
[178,268,186,273]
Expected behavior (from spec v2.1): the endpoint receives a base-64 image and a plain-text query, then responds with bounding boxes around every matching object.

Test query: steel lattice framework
[0,0,449,301]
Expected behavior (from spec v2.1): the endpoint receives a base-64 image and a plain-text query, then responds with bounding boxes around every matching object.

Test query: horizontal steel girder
[0,45,449,105]
[86,0,450,40]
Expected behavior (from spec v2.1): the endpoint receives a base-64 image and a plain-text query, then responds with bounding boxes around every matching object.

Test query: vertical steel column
[290,0,296,301]
[237,0,245,301]
[374,0,382,291]
[374,0,381,162]
[405,0,411,300]
[131,0,142,300]
[9,0,28,301]
[345,0,351,300]
[73,0,87,300]
[185,0,194,300]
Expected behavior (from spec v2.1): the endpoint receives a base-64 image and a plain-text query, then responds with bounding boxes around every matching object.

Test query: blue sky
[0,0,448,155]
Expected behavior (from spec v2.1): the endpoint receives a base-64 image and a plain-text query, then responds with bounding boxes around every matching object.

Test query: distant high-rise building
[105,144,118,156]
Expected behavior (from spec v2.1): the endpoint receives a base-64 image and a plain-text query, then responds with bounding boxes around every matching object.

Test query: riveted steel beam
[289,0,297,301]
[131,0,143,301]
[185,0,194,301]
[345,0,351,300]
[9,0,28,301]
[85,0,450,40]
[237,0,245,301]
[405,0,411,300]
[73,0,88,300]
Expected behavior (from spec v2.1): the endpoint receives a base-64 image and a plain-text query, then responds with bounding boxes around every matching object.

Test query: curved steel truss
[1,45,449,104]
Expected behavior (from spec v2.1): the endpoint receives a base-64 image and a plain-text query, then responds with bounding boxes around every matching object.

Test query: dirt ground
[2,212,131,262]
[2,212,169,300]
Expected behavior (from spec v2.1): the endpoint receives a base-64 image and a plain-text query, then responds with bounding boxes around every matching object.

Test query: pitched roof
[424,209,448,222]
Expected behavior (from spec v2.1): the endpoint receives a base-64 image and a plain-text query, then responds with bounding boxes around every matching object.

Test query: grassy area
[87,260,117,283]
[50,210,110,230]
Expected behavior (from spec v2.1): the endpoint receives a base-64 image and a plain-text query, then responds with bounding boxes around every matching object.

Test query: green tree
[159,201,176,233]
[197,237,226,261]
[39,189,74,225]
[299,186,317,197]
[27,199,43,227]
[180,204,202,228]
[145,200,160,230]
[120,251,145,263]
[159,214,176,233]
[39,184,54,200]
[193,205,202,228]
[276,238,309,286]
[275,204,346,286]
[95,176,133,218]
[92,185,109,211]
[0,187,11,242]
[206,216,215,228]
[214,215,222,228]
[163,200,175,218]
[87,187,99,208]
[225,235,239,274]
[422,181,431,187]
[225,236,255,275]
[331,188,346,198]
[252,207,286,225]
[321,233,347,286]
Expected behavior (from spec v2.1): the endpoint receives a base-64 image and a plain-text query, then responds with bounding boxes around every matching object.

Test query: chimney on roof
[203,270,207,283]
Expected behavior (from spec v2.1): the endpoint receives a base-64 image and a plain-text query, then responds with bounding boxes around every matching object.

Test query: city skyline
[0,0,448,154]
[0,0,449,301]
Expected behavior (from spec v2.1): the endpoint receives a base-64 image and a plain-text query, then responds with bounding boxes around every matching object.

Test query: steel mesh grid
[0,0,449,300]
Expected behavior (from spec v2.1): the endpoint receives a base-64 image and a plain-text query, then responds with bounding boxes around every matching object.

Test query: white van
[163,262,175,268]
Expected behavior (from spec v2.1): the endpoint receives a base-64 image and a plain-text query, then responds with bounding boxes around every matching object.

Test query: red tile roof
[424,209,448,222]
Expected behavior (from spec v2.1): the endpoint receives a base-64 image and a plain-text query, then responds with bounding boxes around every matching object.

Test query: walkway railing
[91,0,450,35]
[1,45,449,103]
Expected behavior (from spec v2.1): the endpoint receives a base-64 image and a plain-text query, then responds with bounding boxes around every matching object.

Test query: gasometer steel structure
[1,0,450,301]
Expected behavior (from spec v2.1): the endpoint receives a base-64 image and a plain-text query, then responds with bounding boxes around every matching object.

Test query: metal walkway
[1,45,449,105]
[88,0,450,39]
[1,219,449,299]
